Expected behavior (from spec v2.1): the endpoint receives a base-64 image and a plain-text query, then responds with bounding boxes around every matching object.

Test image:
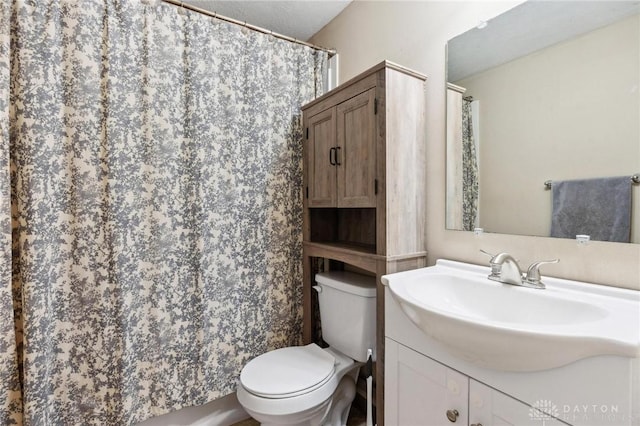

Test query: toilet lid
[240,343,335,398]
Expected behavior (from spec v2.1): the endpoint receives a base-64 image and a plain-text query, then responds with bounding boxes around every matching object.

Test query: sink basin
[383,260,640,372]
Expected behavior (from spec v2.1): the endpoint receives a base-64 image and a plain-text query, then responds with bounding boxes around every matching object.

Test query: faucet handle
[480,249,495,259]
[480,250,501,278]
[524,259,559,287]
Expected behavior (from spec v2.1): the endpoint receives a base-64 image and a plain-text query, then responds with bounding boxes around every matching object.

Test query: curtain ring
[177,1,187,15]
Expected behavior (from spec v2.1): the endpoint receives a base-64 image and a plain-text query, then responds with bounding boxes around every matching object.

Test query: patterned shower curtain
[462,98,479,231]
[0,1,326,424]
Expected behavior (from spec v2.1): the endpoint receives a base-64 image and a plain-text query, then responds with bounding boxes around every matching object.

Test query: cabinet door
[469,380,567,426]
[385,338,469,426]
[336,89,377,208]
[307,107,337,207]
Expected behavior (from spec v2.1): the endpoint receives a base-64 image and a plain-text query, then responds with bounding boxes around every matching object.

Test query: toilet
[237,270,376,426]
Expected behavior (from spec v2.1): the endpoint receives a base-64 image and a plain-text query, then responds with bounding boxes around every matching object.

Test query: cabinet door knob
[446,409,459,422]
[334,146,341,165]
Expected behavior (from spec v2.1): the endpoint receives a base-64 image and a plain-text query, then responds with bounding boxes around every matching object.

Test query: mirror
[446,1,640,243]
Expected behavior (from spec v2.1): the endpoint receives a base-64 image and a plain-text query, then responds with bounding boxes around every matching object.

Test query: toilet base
[251,397,331,426]
[323,375,356,426]
[250,374,357,426]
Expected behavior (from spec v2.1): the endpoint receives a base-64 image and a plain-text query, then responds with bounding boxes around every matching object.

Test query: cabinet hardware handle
[446,409,459,422]
[470,423,483,426]
[329,147,336,166]
[335,146,341,166]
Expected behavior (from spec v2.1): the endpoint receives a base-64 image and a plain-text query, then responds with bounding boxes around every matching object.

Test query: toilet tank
[314,271,376,363]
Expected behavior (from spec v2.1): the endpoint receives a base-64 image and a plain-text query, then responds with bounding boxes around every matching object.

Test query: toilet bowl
[237,345,359,426]
[237,271,376,426]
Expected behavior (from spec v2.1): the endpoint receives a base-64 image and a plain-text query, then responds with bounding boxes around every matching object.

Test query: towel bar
[545,174,640,190]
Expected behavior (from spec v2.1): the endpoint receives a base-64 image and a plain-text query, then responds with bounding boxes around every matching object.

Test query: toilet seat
[240,343,336,398]
[237,346,358,422]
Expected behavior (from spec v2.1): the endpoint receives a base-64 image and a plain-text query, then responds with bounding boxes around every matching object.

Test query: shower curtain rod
[160,0,337,56]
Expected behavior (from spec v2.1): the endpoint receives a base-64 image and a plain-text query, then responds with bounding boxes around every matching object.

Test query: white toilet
[237,271,376,426]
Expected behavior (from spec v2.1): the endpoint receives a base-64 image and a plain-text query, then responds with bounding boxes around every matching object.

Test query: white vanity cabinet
[384,282,639,426]
[385,339,469,425]
[385,338,565,426]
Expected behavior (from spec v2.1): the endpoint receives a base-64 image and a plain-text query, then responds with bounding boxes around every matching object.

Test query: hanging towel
[550,176,632,242]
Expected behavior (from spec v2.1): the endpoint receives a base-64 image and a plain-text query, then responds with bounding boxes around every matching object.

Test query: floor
[232,403,367,426]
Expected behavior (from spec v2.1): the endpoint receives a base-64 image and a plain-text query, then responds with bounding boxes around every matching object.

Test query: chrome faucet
[481,250,559,289]
[486,252,523,286]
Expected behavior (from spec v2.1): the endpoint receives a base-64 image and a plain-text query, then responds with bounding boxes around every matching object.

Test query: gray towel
[550,176,632,242]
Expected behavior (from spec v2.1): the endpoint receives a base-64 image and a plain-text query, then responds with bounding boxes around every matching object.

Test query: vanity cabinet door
[469,380,567,426]
[385,338,468,426]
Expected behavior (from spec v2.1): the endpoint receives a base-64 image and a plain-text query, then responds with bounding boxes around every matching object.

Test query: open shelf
[309,208,376,247]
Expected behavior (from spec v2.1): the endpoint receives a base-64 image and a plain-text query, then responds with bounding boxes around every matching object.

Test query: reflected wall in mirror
[446,1,640,243]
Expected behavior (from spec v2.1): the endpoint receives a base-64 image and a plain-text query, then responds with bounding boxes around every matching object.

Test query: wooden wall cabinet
[307,89,377,208]
[301,61,427,425]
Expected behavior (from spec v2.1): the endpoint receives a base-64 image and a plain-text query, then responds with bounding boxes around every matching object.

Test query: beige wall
[456,15,640,242]
[310,1,640,289]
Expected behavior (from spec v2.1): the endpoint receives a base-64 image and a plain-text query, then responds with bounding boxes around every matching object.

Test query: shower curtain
[0,1,326,424]
[462,98,479,231]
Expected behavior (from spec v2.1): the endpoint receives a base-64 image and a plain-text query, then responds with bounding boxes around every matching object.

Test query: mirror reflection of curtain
[462,97,479,230]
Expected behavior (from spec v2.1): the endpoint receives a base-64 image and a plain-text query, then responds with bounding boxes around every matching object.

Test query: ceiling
[180,1,352,41]
[448,1,640,82]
